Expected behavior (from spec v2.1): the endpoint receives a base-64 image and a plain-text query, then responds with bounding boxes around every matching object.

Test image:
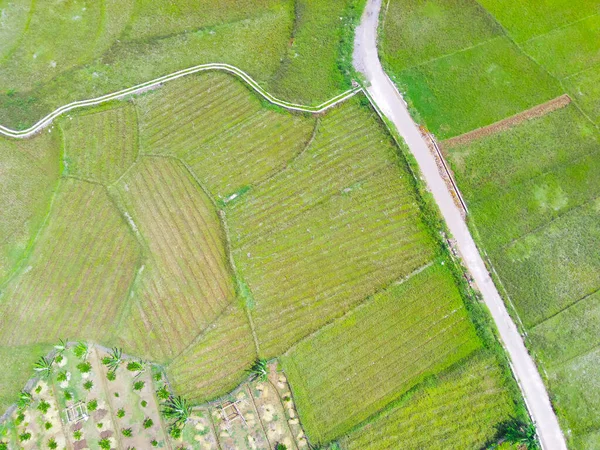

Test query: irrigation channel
[352,1,568,449]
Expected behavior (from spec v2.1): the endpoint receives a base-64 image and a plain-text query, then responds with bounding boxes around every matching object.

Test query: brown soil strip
[443,94,572,148]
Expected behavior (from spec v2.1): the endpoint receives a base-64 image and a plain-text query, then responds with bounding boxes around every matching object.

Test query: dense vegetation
[382,1,600,447]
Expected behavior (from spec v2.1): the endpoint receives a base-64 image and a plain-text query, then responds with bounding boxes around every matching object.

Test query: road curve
[353,1,568,449]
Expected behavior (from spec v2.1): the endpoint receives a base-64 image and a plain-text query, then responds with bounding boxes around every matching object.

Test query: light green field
[565,67,600,126]
[60,102,139,184]
[476,0,600,42]
[228,98,435,356]
[394,36,561,138]
[167,305,257,403]
[381,0,501,72]
[340,352,518,450]
[0,178,140,346]
[282,264,482,443]
[0,131,61,282]
[111,157,237,362]
[445,106,600,446]
[0,0,364,129]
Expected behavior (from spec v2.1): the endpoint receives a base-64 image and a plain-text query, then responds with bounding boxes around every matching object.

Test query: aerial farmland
[1,0,596,449]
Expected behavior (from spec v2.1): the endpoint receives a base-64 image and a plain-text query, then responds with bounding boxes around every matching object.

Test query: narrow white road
[353,1,568,449]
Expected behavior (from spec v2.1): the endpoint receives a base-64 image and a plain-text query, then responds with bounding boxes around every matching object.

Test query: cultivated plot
[282,264,482,443]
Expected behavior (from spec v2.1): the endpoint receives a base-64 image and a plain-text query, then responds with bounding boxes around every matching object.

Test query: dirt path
[352,1,568,449]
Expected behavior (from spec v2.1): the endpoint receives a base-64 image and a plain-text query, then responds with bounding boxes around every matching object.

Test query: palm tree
[247,358,268,382]
[101,347,123,373]
[161,396,191,427]
[500,418,540,449]
[34,356,54,378]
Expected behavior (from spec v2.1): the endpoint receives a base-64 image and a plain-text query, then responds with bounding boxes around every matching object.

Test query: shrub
[87,399,98,411]
[15,412,25,426]
[117,408,125,418]
[122,427,133,437]
[141,400,147,407]
[74,430,82,440]
[48,437,58,449]
[56,371,67,382]
[126,361,144,372]
[38,400,50,414]
[99,438,111,450]
[133,381,145,391]
[275,444,288,450]
[17,391,33,409]
[83,380,93,391]
[107,370,117,381]
[73,341,88,359]
[77,361,92,373]
[156,385,170,400]
[19,432,31,442]
[64,390,73,401]
[151,440,158,447]
[143,417,153,429]
[45,421,52,430]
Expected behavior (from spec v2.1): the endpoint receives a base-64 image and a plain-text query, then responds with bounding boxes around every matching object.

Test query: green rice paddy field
[380,1,600,447]
[0,70,525,448]
[0,0,364,130]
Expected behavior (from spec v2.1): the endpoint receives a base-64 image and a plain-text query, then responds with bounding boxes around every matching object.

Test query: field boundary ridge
[442,94,572,148]
[0,63,361,139]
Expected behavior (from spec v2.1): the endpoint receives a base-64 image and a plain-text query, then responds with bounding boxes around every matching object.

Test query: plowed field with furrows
[111,157,236,361]
[167,304,257,403]
[60,102,139,185]
[0,178,139,345]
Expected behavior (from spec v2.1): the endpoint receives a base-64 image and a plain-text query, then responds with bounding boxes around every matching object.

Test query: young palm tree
[247,358,268,382]
[34,356,54,378]
[161,396,192,427]
[501,418,540,449]
[126,360,144,373]
[73,341,88,359]
[101,347,123,373]
[54,339,67,354]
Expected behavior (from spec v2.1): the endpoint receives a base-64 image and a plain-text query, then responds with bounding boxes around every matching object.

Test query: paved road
[353,1,568,449]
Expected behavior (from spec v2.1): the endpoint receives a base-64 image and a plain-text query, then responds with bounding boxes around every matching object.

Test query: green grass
[60,101,139,184]
[0,177,140,346]
[111,157,237,362]
[0,130,61,282]
[381,0,501,72]
[166,304,257,403]
[476,0,600,42]
[339,351,518,450]
[0,0,366,129]
[394,36,562,138]
[282,264,482,443]
[0,344,52,414]
[445,106,600,446]
[521,14,600,79]
[228,98,436,357]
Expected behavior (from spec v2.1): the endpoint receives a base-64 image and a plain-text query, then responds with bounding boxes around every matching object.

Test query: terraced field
[340,352,519,450]
[282,264,482,443]
[0,0,364,129]
[382,1,600,447]
[0,70,524,448]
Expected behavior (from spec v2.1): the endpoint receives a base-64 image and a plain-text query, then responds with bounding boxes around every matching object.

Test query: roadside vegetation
[382,1,600,447]
[0,0,364,130]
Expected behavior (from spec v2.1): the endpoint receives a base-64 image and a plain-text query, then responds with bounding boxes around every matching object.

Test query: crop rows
[137,73,263,157]
[0,178,139,345]
[228,100,435,356]
[185,109,315,199]
[340,352,516,450]
[282,264,481,443]
[112,157,236,361]
[0,131,61,281]
[167,304,257,403]
[60,102,139,185]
